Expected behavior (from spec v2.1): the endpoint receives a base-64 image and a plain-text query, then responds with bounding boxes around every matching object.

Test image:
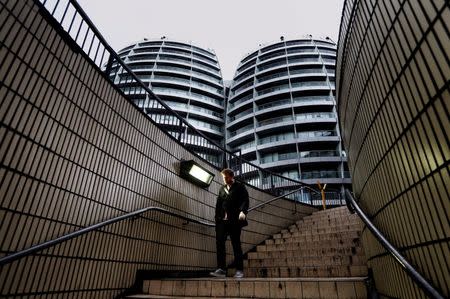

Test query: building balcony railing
[164,42,192,50]
[290,81,329,90]
[256,81,329,97]
[229,123,254,137]
[151,87,223,107]
[156,65,190,75]
[232,81,254,95]
[228,107,254,122]
[257,60,288,72]
[258,130,338,145]
[153,76,223,96]
[146,100,223,119]
[192,61,221,75]
[161,48,190,56]
[256,98,292,111]
[256,71,289,83]
[149,114,223,135]
[257,84,290,96]
[260,150,342,164]
[191,69,222,84]
[259,51,286,62]
[258,113,336,127]
[300,150,341,158]
[262,171,350,184]
[301,171,351,179]
[229,93,253,108]
[288,57,321,64]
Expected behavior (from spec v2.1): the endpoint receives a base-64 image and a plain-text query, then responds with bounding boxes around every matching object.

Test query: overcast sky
[77,0,345,80]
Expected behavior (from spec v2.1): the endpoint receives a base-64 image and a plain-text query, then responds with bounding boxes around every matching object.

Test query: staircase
[128,207,368,298]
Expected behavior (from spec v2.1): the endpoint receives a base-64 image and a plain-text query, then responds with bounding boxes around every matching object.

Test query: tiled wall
[0,1,317,297]
[337,0,449,298]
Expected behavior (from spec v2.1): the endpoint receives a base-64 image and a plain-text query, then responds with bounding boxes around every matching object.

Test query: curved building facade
[337,0,449,297]
[113,39,225,165]
[227,37,351,198]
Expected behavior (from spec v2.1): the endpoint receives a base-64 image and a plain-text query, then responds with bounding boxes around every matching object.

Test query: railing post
[270,174,275,194]
[317,180,326,210]
[104,54,114,76]
[177,118,183,142]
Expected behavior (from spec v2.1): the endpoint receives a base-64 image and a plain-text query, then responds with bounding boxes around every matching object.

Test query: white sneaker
[234,270,244,278]
[209,268,226,278]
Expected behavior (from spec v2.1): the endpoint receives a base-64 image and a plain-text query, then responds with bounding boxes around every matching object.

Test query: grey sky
[77,0,344,80]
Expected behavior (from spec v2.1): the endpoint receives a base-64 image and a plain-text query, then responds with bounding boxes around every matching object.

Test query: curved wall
[0,1,317,298]
[337,0,449,297]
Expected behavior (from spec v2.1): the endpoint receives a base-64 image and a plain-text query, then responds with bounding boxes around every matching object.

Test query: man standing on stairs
[210,168,249,278]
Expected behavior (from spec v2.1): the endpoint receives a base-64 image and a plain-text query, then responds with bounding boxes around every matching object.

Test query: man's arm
[239,184,249,214]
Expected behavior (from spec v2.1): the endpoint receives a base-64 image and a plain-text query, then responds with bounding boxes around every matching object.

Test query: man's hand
[239,211,246,220]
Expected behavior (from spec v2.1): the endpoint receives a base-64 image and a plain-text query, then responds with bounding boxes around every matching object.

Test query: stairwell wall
[0,0,317,298]
[336,0,449,298]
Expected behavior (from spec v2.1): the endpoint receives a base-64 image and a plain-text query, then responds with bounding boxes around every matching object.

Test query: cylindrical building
[112,38,225,166]
[227,37,350,201]
[337,0,449,297]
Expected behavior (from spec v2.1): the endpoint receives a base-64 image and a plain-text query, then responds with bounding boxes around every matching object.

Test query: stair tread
[143,276,367,281]
[129,296,244,299]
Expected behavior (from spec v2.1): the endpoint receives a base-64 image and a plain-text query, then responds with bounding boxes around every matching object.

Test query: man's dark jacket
[215,181,249,227]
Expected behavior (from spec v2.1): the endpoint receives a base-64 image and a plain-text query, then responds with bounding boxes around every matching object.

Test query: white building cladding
[226,37,351,193]
[112,39,225,166]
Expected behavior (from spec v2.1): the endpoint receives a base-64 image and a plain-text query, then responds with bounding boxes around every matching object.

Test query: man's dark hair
[220,168,234,177]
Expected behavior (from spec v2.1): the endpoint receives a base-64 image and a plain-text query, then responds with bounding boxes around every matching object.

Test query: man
[210,168,249,278]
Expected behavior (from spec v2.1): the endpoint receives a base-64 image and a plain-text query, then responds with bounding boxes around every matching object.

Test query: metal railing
[0,187,308,267]
[344,190,445,299]
[36,0,341,199]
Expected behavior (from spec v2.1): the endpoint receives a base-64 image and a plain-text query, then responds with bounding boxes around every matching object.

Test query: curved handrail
[0,206,214,267]
[344,189,445,299]
[0,187,310,267]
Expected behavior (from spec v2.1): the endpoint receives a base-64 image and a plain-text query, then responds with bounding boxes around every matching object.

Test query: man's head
[220,168,234,186]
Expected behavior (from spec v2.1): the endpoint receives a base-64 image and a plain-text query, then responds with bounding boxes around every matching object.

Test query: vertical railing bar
[67,9,77,33]
[51,0,61,15]
[87,35,95,58]
[81,27,89,50]
[99,47,107,68]
[60,1,70,24]
[93,41,100,65]
[74,19,84,44]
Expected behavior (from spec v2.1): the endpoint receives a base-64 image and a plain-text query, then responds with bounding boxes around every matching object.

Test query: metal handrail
[35,0,326,195]
[344,189,445,299]
[0,206,214,267]
[0,187,310,267]
[249,186,319,212]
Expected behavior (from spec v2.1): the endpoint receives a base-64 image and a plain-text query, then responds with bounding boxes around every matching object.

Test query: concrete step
[291,221,361,230]
[273,231,361,241]
[258,239,361,252]
[274,227,362,239]
[131,277,367,298]
[247,255,367,268]
[246,265,368,278]
[248,247,365,259]
[289,224,362,233]
[267,236,361,246]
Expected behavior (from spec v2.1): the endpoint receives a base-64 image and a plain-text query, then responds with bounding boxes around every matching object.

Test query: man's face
[222,173,234,186]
